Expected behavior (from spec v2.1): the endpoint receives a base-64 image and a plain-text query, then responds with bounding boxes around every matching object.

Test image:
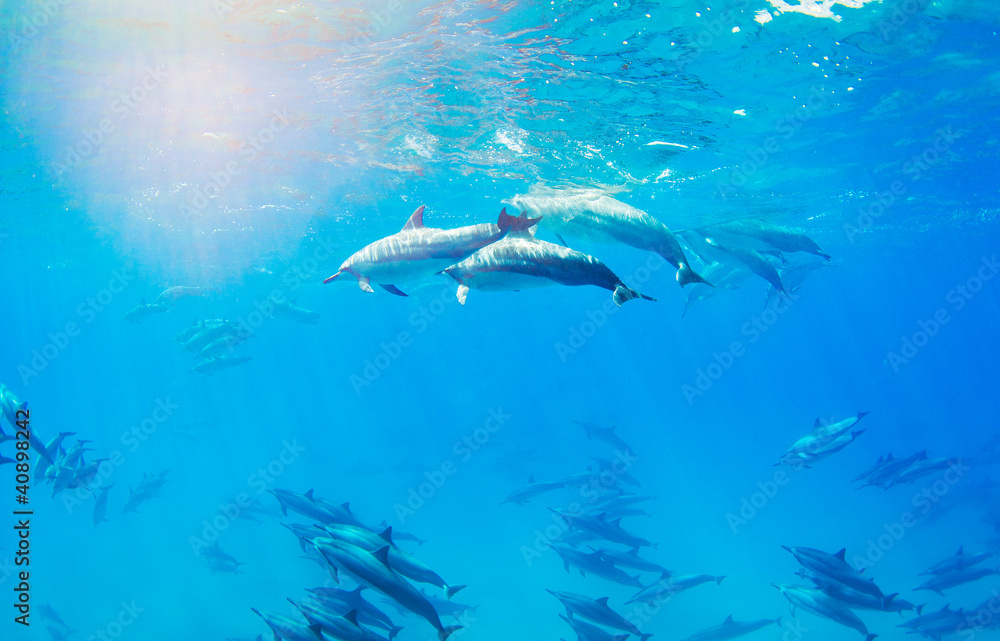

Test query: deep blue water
[1,1,999,641]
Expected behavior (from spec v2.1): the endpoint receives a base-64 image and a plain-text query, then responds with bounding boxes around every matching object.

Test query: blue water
[2,1,999,640]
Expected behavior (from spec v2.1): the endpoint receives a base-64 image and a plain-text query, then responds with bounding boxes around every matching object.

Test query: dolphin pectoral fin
[358,277,374,293]
[380,284,408,297]
[555,233,569,247]
[456,284,469,305]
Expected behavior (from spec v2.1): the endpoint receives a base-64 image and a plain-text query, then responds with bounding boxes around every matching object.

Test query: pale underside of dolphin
[442,215,655,307]
[505,189,710,287]
[324,206,515,296]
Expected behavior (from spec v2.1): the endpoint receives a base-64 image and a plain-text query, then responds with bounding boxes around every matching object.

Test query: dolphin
[573,421,632,453]
[271,488,357,525]
[174,319,228,344]
[589,455,641,487]
[307,586,402,638]
[887,457,968,487]
[290,598,390,641]
[898,604,965,630]
[319,525,465,598]
[314,538,462,640]
[627,571,725,605]
[773,584,876,640]
[783,546,884,600]
[680,615,782,641]
[182,323,240,352]
[551,546,644,587]
[552,509,653,548]
[0,383,27,429]
[121,299,170,324]
[206,556,244,574]
[268,297,321,324]
[251,608,323,641]
[92,484,112,527]
[858,451,929,489]
[698,219,831,260]
[798,569,918,614]
[187,355,252,375]
[501,476,566,505]
[588,546,669,574]
[504,187,710,287]
[915,566,998,594]
[920,546,993,575]
[196,334,251,359]
[443,213,655,306]
[546,589,650,639]
[810,412,869,441]
[680,232,785,293]
[324,206,516,296]
[154,286,206,305]
[558,614,631,641]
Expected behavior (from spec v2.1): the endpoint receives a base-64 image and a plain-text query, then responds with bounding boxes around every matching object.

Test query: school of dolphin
[1,188,995,641]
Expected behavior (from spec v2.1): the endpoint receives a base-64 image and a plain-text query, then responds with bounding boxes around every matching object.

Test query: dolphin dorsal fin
[528,475,535,484]
[957,546,965,555]
[342,501,351,513]
[402,206,426,231]
[343,609,360,627]
[724,615,734,624]
[305,489,314,500]
[379,526,394,544]
[834,548,846,561]
[140,297,146,305]
[813,418,822,429]
[373,545,392,569]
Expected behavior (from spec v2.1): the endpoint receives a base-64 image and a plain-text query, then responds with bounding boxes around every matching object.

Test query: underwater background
[1,1,999,640]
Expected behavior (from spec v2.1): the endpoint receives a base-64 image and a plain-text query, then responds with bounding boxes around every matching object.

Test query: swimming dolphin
[268,297,321,324]
[886,457,968,487]
[588,546,669,574]
[504,188,709,287]
[154,286,206,305]
[627,571,725,605]
[314,538,461,640]
[681,232,785,293]
[319,524,465,598]
[92,484,112,527]
[182,322,240,352]
[307,586,403,638]
[898,604,965,632]
[271,488,357,525]
[773,584,876,640]
[121,299,170,324]
[683,262,752,316]
[196,334,251,359]
[0,383,27,428]
[915,566,998,594]
[857,451,929,489]
[546,590,650,639]
[551,546,644,587]
[573,421,633,453]
[251,608,323,641]
[187,355,252,375]
[552,508,652,548]
[289,598,391,641]
[501,476,567,505]
[324,206,516,296]
[698,219,831,260]
[920,546,993,575]
[679,615,782,641]
[783,546,883,600]
[558,614,631,641]
[798,568,919,614]
[443,213,655,307]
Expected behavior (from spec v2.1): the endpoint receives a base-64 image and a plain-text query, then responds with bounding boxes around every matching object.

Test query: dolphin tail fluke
[715,575,726,584]
[865,635,878,641]
[446,584,467,599]
[510,211,543,234]
[640,634,653,641]
[612,285,655,307]
[439,625,463,641]
[676,264,712,288]
[388,626,404,640]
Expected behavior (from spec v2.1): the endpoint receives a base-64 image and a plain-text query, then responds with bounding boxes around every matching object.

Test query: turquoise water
[1,1,999,640]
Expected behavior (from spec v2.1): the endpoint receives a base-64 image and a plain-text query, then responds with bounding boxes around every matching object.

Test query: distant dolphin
[187,355,252,375]
[680,232,785,293]
[154,286,206,305]
[121,299,170,324]
[268,297,320,324]
[443,213,655,307]
[505,188,710,287]
[679,615,782,641]
[699,219,831,260]
[324,206,516,296]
